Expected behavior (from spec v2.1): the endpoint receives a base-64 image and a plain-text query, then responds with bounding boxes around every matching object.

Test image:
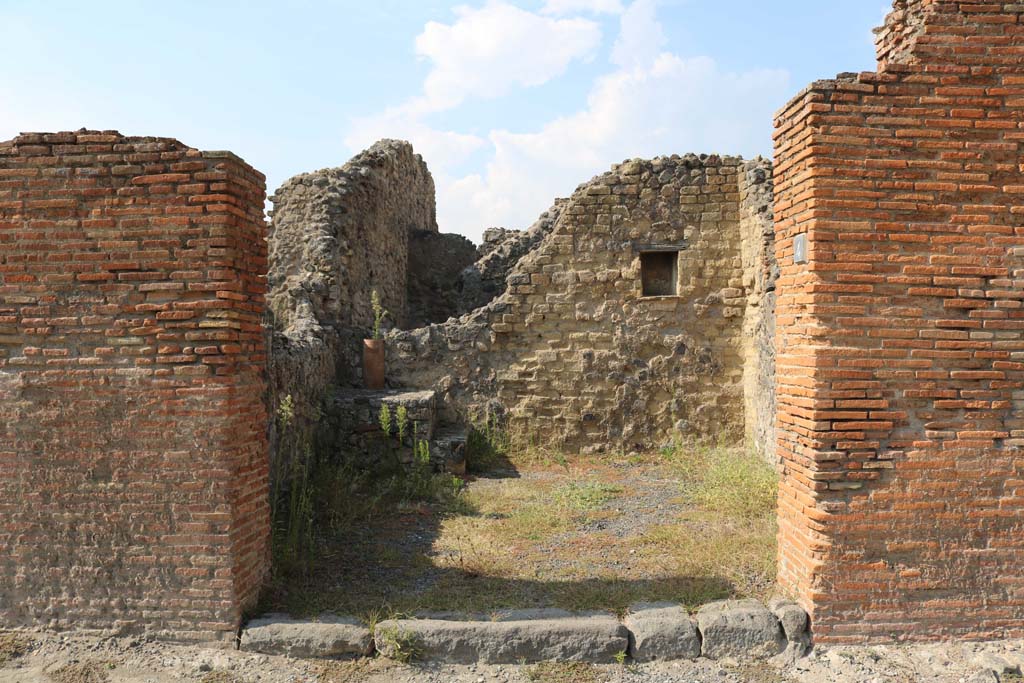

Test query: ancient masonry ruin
[1,0,1023,646]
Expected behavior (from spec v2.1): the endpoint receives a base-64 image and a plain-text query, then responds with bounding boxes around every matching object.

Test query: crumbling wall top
[874,0,1024,70]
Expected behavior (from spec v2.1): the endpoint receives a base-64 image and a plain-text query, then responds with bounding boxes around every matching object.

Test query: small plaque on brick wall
[794,233,807,264]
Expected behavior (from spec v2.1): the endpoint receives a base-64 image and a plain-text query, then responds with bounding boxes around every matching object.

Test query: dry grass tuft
[49,661,111,683]
[0,631,33,666]
[526,661,600,683]
[668,440,778,520]
[199,671,244,683]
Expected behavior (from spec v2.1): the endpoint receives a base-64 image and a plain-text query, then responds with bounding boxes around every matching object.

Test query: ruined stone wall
[0,131,268,641]
[389,155,775,453]
[267,140,437,446]
[873,0,933,68]
[739,161,778,458]
[455,200,566,315]
[774,0,1024,643]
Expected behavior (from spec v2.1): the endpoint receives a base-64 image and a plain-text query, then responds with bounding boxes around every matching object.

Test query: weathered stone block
[241,614,373,658]
[374,610,628,664]
[624,603,701,662]
[696,599,786,660]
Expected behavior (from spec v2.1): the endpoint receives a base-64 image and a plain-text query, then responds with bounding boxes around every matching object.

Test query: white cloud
[413,1,602,113]
[345,105,486,176]
[345,0,791,243]
[434,53,789,240]
[610,0,666,68]
[541,0,625,15]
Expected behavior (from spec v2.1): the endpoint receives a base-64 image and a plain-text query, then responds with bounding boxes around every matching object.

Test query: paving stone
[624,602,701,662]
[374,609,629,664]
[240,613,373,658]
[696,599,786,660]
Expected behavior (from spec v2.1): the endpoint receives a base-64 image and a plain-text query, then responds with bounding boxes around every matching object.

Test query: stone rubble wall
[873,0,931,68]
[0,130,269,641]
[388,155,776,453]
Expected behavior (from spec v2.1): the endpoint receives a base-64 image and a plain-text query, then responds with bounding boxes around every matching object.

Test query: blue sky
[0,0,890,241]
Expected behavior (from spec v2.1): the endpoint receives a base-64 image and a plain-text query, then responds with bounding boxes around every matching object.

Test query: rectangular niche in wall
[640,250,678,296]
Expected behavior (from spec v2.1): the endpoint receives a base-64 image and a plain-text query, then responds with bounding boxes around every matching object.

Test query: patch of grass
[261,440,777,619]
[554,480,623,511]
[375,625,422,663]
[0,631,32,666]
[670,442,777,520]
[526,661,599,683]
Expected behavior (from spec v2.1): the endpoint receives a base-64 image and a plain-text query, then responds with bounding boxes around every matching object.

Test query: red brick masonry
[775,0,1024,642]
[0,131,268,641]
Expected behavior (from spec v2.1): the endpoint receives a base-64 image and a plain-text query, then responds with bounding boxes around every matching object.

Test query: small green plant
[415,439,430,468]
[270,393,318,575]
[376,626,421,663]
[613,649,628,665]
[379,403,392,435]
[371,289,388,340]
[396,405,408,444]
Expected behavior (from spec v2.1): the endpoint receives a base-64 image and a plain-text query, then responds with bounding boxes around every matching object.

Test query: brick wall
[0,131,269,641]
[775,1,1024,642]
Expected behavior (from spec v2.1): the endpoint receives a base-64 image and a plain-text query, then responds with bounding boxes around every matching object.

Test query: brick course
[0,131,268,641]
[775,0,1024,642]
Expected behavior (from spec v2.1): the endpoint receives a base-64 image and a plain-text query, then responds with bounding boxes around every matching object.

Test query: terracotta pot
[363,339,385,389]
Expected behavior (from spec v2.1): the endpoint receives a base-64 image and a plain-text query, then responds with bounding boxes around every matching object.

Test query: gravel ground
[3,630,1023,683]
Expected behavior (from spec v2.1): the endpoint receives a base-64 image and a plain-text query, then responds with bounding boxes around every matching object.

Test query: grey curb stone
[374,609,628,664]
[240,613,373,658]
[767,597,810,642]
[696,599,786,660]
[624,603,701,662]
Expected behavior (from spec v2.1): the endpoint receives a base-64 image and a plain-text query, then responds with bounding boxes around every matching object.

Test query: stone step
[328,388,438,468]
[327,389,467,474]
